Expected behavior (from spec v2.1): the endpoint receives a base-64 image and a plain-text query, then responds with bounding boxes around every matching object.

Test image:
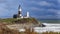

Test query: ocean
[34,19,60,33]
[34,23,60,33]
[38,19,60,23]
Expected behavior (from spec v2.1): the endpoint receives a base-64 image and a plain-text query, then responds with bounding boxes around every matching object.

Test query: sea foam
[34,23,60,33]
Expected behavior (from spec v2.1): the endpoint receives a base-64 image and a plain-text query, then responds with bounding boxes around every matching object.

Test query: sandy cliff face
[6,18,41,30]
[0,18,45,34]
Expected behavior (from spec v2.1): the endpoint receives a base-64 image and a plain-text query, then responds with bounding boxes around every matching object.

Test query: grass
[0,18,39,24]
[0,18,17,24]
[0,18,15,22]
[15,18,38,24]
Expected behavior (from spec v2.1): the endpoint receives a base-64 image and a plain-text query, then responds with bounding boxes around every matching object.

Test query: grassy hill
[0,18,39,24]
[14,18,38,24]
[0,18,16,24]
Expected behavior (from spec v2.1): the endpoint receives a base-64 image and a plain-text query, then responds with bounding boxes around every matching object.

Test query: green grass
[2,18,15,22]
[0,18,17,24]
[0,18,39,24]
[14,18,38,24]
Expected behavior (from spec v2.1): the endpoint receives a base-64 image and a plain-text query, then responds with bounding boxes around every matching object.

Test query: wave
[43,23,60,27]
[34,23,60,33]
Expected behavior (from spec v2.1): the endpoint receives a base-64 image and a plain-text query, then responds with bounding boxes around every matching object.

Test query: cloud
[30,6,60,19]
[47,9,60,15]
[0,0,19,18]
[19,0,60,19]
[57,11,60,15]
[30,7,44,11]
[29,0,55,7]
[58,0,60,3]
[37,1,52,6]
[0,0,59,19]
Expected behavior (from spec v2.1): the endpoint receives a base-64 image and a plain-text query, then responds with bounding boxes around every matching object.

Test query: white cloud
[57,11,60,15]
[31,7,60,13]
[0,0,19,18]
[38,1,51,6]
[31,0,55,7]
[47,9,57,12]
[36,1,54,7]
[47,9,60,19]
[31,7,41,11]
[30,7,46,11]
[47,9,60,15]
[57,0,60,4]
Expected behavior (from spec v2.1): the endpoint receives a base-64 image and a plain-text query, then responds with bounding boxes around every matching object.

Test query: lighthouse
[18,5,22,18]
[13,5,30,19]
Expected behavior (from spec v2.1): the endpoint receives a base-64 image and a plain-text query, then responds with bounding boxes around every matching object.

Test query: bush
[13,14,17,18]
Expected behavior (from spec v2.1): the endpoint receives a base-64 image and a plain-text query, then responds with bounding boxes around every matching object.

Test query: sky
[0,0,60,19]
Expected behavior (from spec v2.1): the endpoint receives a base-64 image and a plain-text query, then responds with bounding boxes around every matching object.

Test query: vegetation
[0,18,17,24]
[14,18,38,24]
[13,14,18,18]
[0,18,39,24]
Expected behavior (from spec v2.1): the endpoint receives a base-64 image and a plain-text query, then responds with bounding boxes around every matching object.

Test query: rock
[39,24,46,27]
[41,24,46,27]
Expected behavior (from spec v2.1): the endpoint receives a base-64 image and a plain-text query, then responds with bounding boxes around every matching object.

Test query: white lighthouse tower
[17,5,30,19]
[18,5,23,18]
